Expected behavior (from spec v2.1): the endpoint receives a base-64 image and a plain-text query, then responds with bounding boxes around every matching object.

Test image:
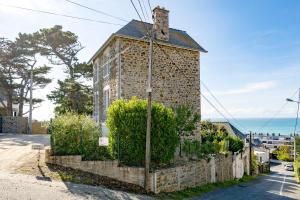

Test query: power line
[147,0,153,18]
[64,0,129,23]
[0,3,124,26]
[137,0,148,22]
[129,0,151,37]
[157,41,246,132]
[141,0,151,22]
[201,93,232,123]
[133,0,237,130]
[259,88,299,132]
[153,41,233,124]
[200,81,248,133]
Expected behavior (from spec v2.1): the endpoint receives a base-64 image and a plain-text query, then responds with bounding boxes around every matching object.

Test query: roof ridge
[131,19,187,33]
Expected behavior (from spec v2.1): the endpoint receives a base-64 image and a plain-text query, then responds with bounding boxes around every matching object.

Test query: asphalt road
[0,134,149,200]
[193,164,300,200]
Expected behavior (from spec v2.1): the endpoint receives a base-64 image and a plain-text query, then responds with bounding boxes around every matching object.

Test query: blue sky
[0,0,300,120]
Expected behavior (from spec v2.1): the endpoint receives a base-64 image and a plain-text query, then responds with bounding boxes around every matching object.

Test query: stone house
[89,6,207,138]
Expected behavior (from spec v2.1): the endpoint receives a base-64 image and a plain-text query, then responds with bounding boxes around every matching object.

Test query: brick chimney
[153,6,169,41]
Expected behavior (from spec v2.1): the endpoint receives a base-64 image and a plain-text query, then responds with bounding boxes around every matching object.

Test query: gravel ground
[0,134,151,200]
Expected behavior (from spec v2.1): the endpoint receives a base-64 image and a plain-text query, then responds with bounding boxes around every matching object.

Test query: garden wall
[0,116,28,134]
[45,149,249,193]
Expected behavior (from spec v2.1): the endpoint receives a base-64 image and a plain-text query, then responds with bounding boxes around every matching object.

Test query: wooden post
[145,33,153,192]
[28,65,33,134]
[249,132,252,176]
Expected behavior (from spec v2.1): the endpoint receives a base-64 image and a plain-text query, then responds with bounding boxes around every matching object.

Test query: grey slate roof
[115,20,207,52]
[212,122,246,139]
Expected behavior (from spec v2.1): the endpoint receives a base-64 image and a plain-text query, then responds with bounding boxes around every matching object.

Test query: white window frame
[103,62,110,78]
[103,86,110,112]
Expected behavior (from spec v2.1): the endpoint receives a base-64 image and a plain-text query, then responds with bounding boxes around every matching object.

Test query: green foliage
[39,25,93,115]
[173,105,200,137]
[251,152,258,172]
[182,139,219,159]
[273,145,293,162]
[50,113,109,160]
[182,121,245,160]
[0,35,51,116]
[106,97,178,166]
[47,78,93,115]
[227,136,244,153]
[295,158,300,182]
[201,121,244,153]
[173,105,200,157]
[296,137,300,155]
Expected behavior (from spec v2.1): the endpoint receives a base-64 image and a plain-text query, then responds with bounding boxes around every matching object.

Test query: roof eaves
[88,33,116,65]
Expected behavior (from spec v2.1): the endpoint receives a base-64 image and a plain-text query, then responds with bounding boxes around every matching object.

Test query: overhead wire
[0,3,124,26]
[259,88,299,133]
[133,0,242,130]
[200,81,248,133]
[141,0,151,22]
[64,0,129,23]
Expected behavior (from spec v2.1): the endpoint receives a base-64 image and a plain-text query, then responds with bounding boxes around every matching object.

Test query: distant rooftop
[212,121,246,139]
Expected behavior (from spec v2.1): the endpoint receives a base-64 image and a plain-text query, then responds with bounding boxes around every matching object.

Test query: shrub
[172,105,200,156]
[50,113,109,160]
[182,139,219,160]
[106,97,178,167]
[201,121,244,154]
[228,136,244,153]
[295,158,300,182]
[273,145,293,162]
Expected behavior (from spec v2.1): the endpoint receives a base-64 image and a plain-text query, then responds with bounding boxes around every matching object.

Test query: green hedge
[106,97,178,167]
[295,158,300,183]
[50,113,110,160]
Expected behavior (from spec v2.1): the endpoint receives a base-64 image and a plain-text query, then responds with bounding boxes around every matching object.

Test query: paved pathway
[0,134,150,200]
[192,164,300,200]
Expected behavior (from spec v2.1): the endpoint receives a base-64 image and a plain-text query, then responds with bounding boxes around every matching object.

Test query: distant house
[212,122,246,139]
[253,147,270,164]
[89,6,206,139]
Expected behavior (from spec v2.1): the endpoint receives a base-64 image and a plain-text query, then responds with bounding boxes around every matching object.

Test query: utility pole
[249,132,252,176]
[294,88,300,161]
[28,65,33,134]
[145,32,153,192]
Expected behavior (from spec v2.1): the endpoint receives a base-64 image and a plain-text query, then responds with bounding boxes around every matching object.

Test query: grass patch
[155,175,258,200]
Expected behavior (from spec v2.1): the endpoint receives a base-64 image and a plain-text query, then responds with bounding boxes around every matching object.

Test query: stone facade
[92,36,201,135]
[45,149,249,194]
[0,116,28,134]
[91,6,205,140]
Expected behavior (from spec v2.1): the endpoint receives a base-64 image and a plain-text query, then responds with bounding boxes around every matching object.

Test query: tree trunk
[6,94,13,116]
[18,87,24,117]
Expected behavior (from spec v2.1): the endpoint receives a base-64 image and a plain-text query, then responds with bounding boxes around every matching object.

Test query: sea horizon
[203,117,300,135]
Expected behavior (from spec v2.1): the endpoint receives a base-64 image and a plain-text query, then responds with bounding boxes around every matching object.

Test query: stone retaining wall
[1,116,28,134]
[45,149,249,193]
[45,149,147,187]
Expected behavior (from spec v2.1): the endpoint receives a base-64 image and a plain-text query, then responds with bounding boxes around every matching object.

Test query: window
[96,65,99,82]
[103,89,110,112]
[103,62,110,78]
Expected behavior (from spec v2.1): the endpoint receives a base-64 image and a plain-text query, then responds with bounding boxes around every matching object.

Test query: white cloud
[212,81,277,95]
